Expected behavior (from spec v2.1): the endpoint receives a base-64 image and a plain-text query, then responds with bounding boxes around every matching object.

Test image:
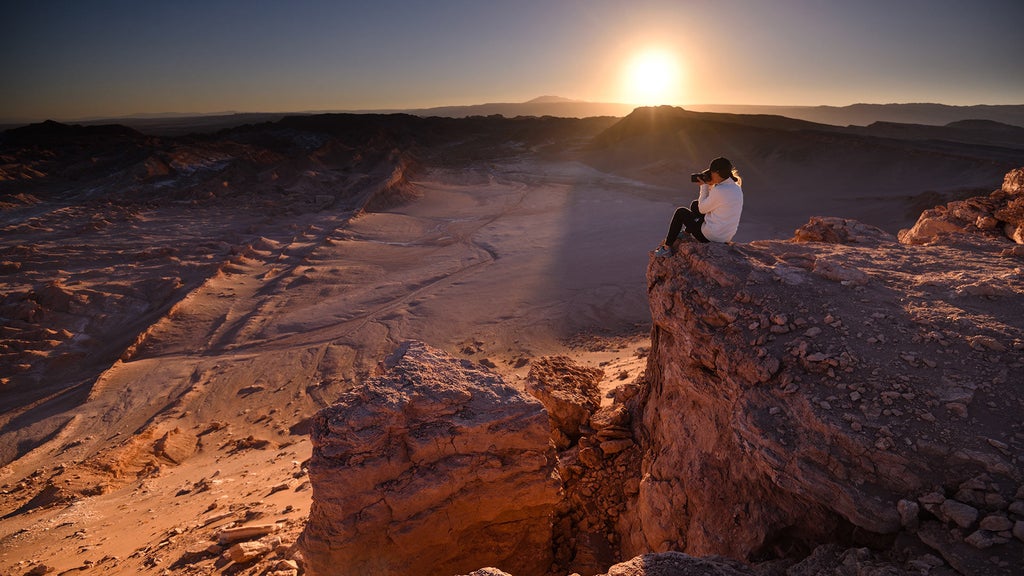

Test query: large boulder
[899,166,1024,246]
[298,341,561,576]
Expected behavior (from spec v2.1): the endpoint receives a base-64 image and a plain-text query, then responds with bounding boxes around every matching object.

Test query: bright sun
[623,49,682,106]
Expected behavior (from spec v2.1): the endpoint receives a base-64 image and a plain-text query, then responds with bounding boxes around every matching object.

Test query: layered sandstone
[297,341,560,576]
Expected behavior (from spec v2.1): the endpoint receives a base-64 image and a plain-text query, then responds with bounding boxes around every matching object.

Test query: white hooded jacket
[697,179,743,242]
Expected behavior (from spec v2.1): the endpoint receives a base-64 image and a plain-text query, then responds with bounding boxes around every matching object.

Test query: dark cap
[709,157,733,177]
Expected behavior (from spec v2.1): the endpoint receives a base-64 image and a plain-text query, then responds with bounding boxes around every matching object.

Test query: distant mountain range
[685,103,1024,129]
[377,96,636,120]
[358,99,1024,128]
[7,98,1022,137]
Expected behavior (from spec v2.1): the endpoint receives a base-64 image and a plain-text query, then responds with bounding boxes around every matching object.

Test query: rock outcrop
[297,341,560,576]
[900,167,1024,249]
[632,197,1023,573]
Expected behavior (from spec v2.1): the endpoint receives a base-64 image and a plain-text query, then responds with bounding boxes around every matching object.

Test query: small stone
[985,492,1007,510]
[596,427,632,441]
[804,327,822,338]
[1014,521,1024,542]
[275,560,299,570]
[954,471,987,487]
[218,524,278,544]
[920,554,945,567]
[977,215,999,229]
[980,515,1014,532]
[849,391,862,402]
[941,499,979,528]
[967,335,1006,352]
[1008,501,1024,516]
[599,438,634,455]
[964,530,995,549]
[227,540,272,563]
[268,480,293,495]
[945,403,968,418]
[987,438,1010,453]
[578,446,602,468]
[897,499,920,529]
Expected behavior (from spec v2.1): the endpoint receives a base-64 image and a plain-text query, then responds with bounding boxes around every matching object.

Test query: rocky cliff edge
[633,168,1024,574]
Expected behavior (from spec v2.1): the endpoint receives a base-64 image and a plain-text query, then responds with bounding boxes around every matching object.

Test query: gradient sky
[2,0,1022,122]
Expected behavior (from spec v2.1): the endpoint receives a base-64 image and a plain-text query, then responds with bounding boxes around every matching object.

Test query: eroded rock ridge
[298,341,560,576]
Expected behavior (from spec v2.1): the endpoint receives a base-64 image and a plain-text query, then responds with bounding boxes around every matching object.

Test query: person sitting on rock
[654,156,743,256]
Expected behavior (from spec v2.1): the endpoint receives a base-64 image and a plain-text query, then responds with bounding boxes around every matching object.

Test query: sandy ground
[0,159,669,574]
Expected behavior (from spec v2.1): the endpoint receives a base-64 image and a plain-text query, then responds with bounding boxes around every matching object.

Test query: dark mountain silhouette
[3,119,144,144]
[10,100,1021,139]
[848,119,1024,148]
[400,100,635,120]
[687,102,1024,128]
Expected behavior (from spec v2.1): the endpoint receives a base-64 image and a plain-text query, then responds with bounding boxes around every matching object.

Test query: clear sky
[2,0,1022,122]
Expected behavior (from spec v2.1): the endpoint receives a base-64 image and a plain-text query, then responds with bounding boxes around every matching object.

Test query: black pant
[665,200,709,244]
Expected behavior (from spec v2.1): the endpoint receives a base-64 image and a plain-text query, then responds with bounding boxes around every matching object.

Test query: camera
[690,170,711,183]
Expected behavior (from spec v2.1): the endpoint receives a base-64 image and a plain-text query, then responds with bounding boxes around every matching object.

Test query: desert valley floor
[0,157,675,574]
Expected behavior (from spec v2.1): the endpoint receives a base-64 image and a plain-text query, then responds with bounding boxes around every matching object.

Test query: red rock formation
[297,341,560,576]
[900,167,1024,248]
[631,198,1023,573]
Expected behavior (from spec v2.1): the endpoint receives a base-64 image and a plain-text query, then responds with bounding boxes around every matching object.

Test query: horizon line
[4,99,1024,126]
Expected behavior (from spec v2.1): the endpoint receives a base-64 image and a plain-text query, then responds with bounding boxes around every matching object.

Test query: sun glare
[623,49,682,106]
